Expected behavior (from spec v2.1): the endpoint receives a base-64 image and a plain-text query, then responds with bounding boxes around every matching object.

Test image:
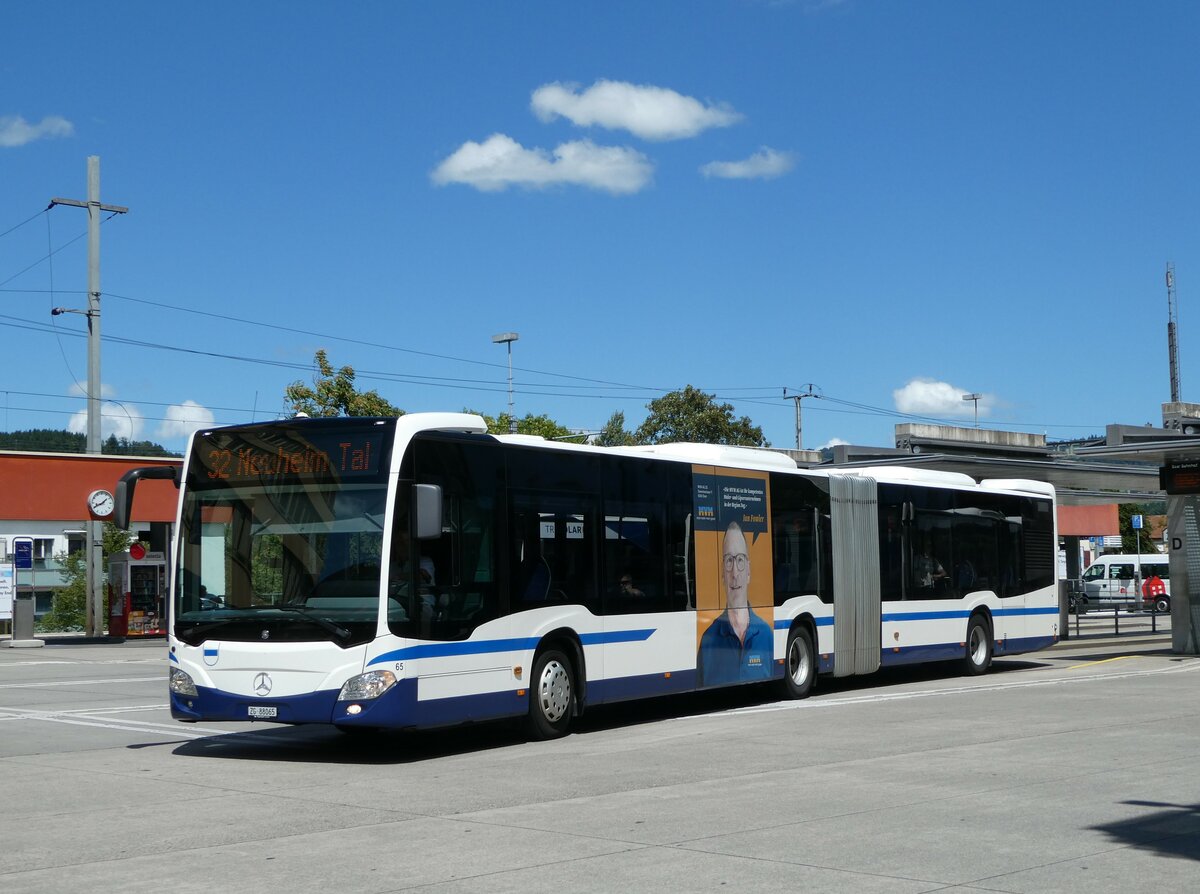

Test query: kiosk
[108,543,167,636]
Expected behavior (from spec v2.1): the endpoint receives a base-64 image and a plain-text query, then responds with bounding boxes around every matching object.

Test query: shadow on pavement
[1094,801,1200,862]
[162,658,1044,764]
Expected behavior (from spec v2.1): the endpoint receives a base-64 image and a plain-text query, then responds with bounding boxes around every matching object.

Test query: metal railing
[1062,578,1169,637]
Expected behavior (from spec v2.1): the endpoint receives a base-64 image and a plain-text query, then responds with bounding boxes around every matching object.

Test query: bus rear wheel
[1154,596,1170,614]
[779,626,815,699]
[528,649,574,740]
[962,614,992,676]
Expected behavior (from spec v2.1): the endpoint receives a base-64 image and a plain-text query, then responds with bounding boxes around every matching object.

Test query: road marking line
[1068,655,1137,669]
[0,705,231,738]
[693,660,1200,718]
[0,658,163,669]
[0,675,162,689]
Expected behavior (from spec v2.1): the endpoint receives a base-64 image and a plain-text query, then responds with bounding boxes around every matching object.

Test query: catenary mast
[1167,263,1180,403]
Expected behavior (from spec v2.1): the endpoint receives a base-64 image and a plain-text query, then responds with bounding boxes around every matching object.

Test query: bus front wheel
[779,626,815,699]
[528,649,574,740]
[962,614,992,676]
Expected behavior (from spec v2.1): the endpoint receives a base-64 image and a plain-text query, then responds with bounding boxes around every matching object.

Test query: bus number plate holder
[248,705,277,719]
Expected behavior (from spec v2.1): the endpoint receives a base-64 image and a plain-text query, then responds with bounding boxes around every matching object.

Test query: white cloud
[0,115,74,148]
[894,379,992,419]
[68,402,144,442]
[68,381,115,399]
[819,437,849,450]
[700,147,796,180]
[431,134,653,195]
[531,80,741,141]
[157,400,216,441]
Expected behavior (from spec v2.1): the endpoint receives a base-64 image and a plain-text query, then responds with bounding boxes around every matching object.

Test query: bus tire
[779,625,815,699]
[962,613,992,676]
[528,648,574,740]
[1155,596,1170,614]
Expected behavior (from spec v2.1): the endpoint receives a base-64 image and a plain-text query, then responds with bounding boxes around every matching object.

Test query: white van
[1080,554,1170,611]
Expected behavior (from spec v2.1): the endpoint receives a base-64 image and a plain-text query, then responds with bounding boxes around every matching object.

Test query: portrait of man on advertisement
[697,520,774,686]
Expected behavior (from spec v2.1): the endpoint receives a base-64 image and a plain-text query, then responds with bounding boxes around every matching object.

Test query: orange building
[0,451,181,615]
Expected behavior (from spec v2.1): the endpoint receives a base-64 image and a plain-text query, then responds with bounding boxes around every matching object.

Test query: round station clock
[88,488,115,518]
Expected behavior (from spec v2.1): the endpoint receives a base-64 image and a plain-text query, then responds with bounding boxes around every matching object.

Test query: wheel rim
[788,637,810,686]
[969,625,988,666]
[537,659,571,723]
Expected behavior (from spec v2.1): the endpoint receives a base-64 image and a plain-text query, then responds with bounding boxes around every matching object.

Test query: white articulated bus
[116,413,1059,739]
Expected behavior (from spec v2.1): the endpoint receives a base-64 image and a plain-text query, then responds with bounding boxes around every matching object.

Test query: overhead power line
[102,291,662,392]
[0,209,48,241]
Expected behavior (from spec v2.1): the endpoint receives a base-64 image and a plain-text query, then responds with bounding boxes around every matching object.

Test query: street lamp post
[491,332,519,433]
[962,392,982,428]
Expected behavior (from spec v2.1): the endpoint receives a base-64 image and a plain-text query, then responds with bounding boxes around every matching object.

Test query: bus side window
[769,472,833,606]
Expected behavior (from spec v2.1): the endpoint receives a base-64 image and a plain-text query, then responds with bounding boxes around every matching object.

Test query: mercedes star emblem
[253,672,273,696]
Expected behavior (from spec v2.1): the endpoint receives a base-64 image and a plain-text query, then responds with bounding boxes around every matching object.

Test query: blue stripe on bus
[580,629,656,645]
[876,632,1058,668]
[883,609,971,621]
[775,604,1058,630]
[590,669,699,703]
[173,627,1062,730]
[367,628,655,667]
[775,617,833,630]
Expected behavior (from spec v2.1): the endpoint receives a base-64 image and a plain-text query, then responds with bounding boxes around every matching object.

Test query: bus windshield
[173,422,393,647]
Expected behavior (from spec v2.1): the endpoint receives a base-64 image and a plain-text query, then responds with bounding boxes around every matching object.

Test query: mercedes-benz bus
[116,413,1059,739]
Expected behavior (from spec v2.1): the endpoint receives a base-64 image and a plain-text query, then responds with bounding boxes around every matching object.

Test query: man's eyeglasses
[723,553,748,572]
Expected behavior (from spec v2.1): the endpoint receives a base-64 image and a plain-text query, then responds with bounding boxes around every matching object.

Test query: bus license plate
[248,705,277,719]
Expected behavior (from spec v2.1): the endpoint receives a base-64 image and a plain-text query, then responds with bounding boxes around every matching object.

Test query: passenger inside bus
[913,543,947,590]
[616,573,646,598]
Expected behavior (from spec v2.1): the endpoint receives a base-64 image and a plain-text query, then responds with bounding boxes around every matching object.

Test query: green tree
[37,524,136,633]
[0,429,175,456]
[470,410,583,441]
[1119,503,1156,554]
[634,386,767,447]
[285,349,403,417]
[594,410,637,447]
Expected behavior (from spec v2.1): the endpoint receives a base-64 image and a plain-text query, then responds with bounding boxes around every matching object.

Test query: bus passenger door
[830,474,881,677]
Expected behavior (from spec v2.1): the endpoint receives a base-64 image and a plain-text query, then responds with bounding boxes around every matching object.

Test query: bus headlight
[170,668,198,696]
[338,670,397,701]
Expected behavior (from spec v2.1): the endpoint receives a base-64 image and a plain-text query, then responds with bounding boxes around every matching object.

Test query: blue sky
[2,1,1198,453]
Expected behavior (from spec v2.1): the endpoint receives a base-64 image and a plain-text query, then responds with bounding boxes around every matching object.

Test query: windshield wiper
[177,618,240,641]
[176,606,354,646]
[268,606,353,644]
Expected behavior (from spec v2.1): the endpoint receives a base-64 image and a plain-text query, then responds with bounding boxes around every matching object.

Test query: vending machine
[108,544,168,637]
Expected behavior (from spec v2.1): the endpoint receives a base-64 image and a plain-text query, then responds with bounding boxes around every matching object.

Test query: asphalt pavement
[1,620,1198,893]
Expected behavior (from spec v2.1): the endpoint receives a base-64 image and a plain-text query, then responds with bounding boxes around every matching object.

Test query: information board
[1160,459,1200,495]
[0,565,13,621]
[13,538,32,571]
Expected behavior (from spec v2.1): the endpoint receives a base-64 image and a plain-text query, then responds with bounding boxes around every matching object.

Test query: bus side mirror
[115,465,179,530]
[413,484,443,540]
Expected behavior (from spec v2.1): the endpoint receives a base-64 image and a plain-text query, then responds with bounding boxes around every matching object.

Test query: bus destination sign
[195,428,388,484]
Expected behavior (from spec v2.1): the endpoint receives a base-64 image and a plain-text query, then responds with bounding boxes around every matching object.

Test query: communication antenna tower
[1167,263,1180,402]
